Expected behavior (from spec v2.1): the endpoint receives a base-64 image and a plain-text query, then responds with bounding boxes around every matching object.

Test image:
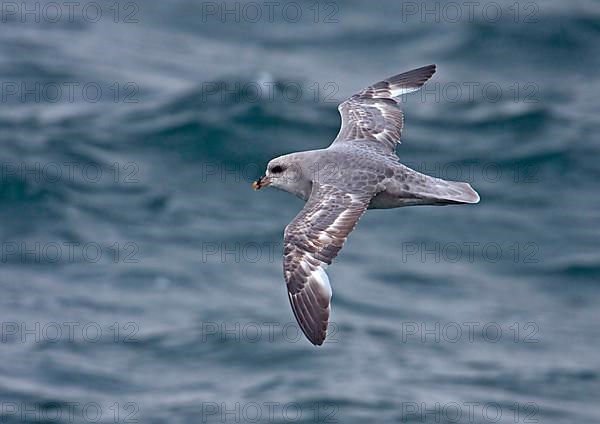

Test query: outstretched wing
[283,183,372,345]
[332,64,436,153]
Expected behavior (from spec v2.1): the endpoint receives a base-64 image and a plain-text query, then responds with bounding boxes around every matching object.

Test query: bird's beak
[252,175,271,190]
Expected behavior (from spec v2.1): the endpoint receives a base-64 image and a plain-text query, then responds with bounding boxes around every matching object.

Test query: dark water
[1,0,599,423]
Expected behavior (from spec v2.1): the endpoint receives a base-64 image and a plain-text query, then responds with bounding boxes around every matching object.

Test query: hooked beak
[252,175,271,190]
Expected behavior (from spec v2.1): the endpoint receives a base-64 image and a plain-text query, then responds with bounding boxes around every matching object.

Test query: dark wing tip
[386,64,437,89]
[408,64,437,78]
[288,292,328,346]
[421,64,437,80]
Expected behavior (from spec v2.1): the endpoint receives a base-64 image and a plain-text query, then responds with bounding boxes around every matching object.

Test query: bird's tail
[431,179,480,205]
[398,166,480,205]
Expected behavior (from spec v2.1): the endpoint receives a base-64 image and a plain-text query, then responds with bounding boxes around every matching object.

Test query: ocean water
[1,0,599,423]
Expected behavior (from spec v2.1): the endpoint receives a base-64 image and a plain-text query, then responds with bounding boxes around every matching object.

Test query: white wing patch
[389,86,422,97]
[312,267,332,299]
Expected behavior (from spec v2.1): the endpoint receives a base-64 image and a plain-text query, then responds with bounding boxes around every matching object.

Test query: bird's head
[252,154,311,199]
[252,155,298,190]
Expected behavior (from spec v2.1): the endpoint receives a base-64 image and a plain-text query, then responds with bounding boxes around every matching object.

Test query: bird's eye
[270,165,284,174]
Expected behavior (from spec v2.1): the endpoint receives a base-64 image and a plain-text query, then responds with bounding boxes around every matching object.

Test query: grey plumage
[254,65,479,345]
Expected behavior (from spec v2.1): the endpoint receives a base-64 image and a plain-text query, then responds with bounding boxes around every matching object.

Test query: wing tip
[288,292,329,346]
[423,63,437,80]
[445,182,481,204]
[391,64,437,86]
[466,185,481,204]
[417,63,437,74]
[456,181,480,204]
